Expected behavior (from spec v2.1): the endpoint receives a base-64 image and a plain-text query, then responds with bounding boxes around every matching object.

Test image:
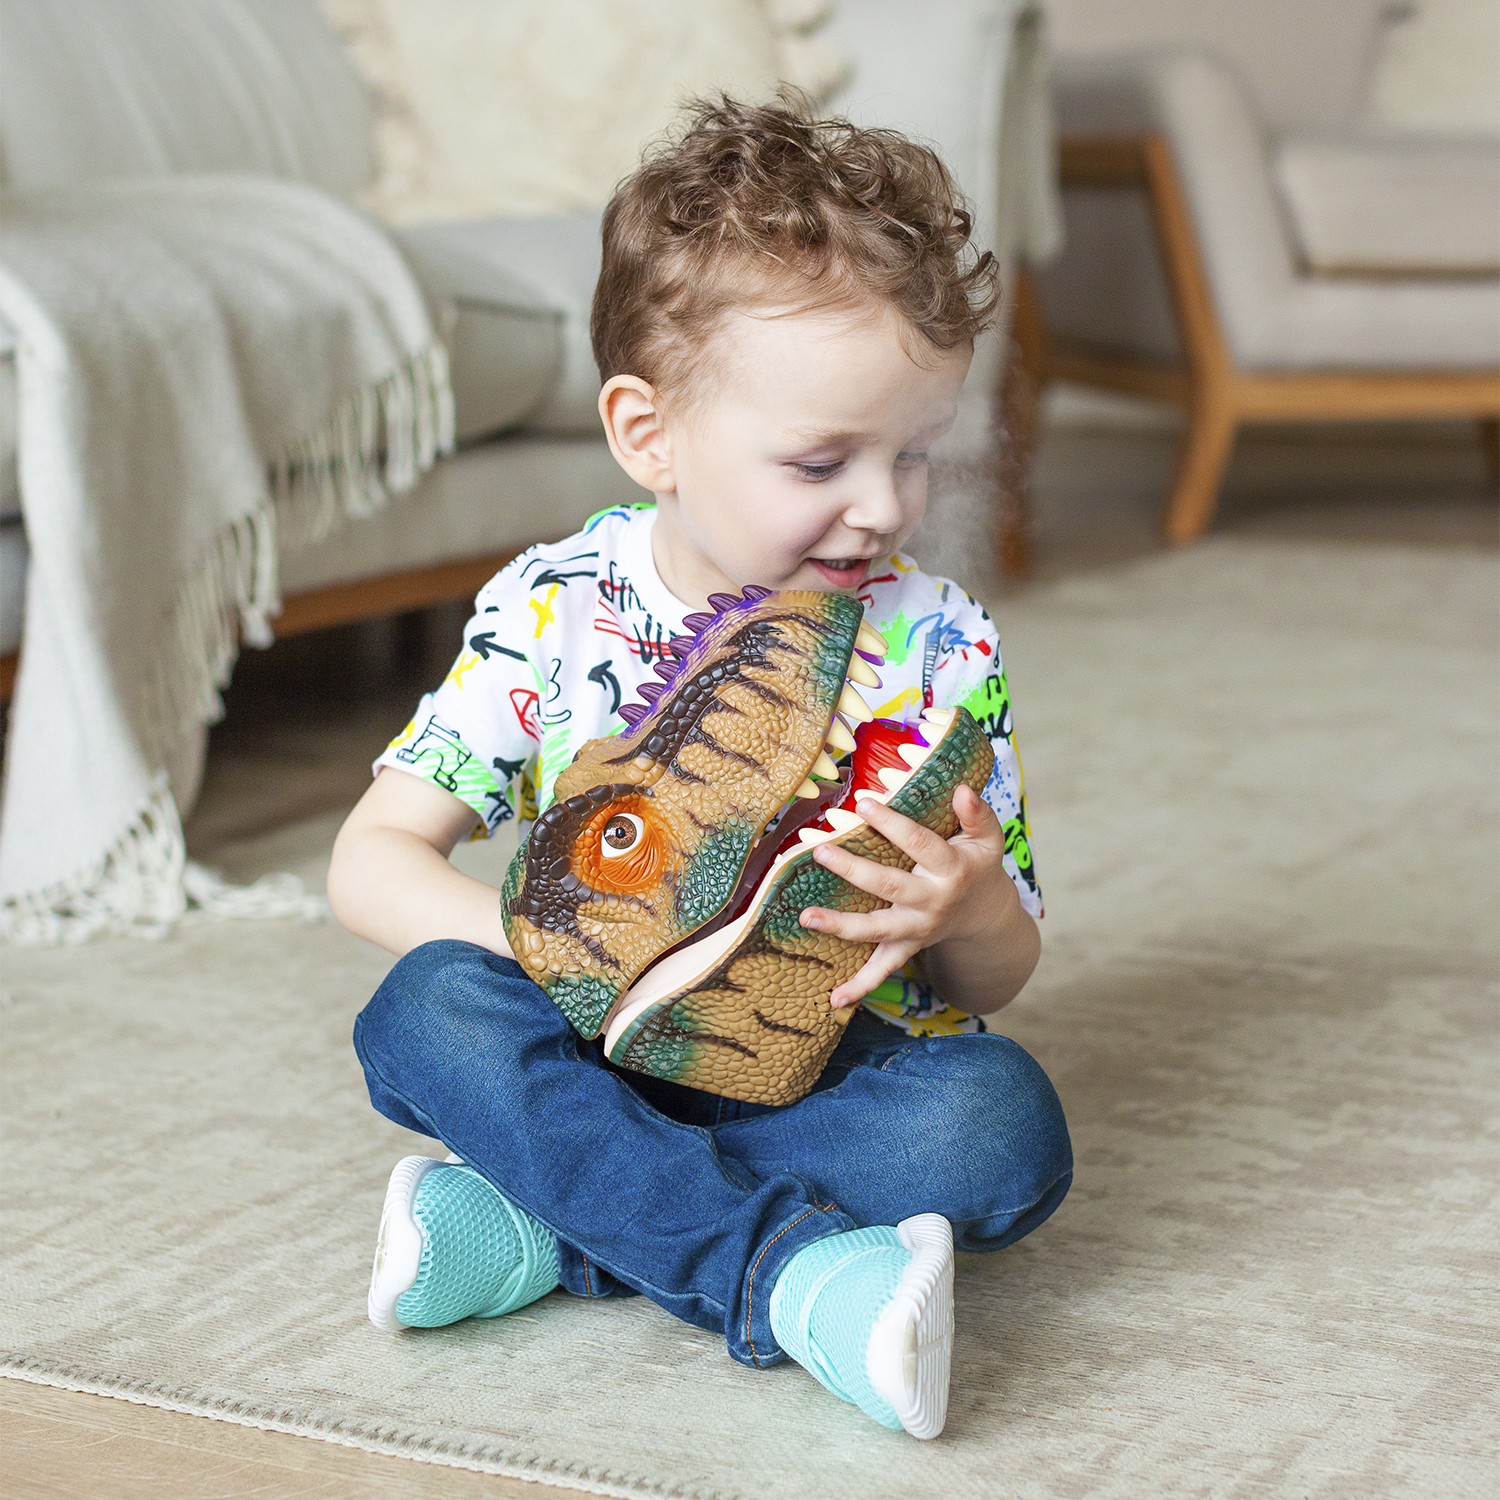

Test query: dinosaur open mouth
[601,707,957,1045]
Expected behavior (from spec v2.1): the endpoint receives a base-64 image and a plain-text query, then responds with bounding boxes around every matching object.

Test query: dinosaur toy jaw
[600,706,995,1105]
[502,587,885,1036]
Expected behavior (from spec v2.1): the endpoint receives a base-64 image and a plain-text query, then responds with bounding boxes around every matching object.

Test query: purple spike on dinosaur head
[740,583,772,600]
[669,636,695,659]
[618,702,646,725]
[653,659,678,681]
[706,591,742,613]
[681,612,714,634]
[638,681,664,703]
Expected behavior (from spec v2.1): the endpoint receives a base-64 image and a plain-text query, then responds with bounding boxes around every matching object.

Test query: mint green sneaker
[367,1155,560,1332]
[767,1214,954,1439]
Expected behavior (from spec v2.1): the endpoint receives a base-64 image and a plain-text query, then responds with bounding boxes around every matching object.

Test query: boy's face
[603,302,972,606]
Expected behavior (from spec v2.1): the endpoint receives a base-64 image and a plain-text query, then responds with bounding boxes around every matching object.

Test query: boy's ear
[599,376,675,493]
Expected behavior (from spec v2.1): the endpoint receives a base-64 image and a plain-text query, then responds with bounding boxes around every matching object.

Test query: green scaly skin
[501,590,865,1038]
[607,709,994,1104]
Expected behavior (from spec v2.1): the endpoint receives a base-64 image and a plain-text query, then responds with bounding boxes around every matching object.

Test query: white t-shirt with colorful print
[376,503,1040,1037]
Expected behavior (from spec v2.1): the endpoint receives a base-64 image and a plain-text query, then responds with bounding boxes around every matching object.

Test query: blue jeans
[354,940,1071,1368]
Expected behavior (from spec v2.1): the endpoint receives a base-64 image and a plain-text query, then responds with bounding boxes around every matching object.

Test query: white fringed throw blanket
[0,175,454,943]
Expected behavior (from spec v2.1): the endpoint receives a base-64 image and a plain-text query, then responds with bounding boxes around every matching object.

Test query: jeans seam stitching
[745,1205,832,1369]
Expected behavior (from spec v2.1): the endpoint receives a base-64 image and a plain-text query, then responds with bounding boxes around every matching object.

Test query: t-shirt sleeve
[925,594,1043,918]
[373,561,545,836]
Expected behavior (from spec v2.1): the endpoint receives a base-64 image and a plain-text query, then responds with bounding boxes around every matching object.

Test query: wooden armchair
[1036,53,1500,543]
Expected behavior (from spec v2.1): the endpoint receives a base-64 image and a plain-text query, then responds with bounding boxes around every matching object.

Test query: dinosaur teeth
[855,620,887,656]
[825,717,857,754]
[825,809,864,833]
[897,743,929,768]
[877,766,909,790]
[798,827,840,846]
[846,656,881,688]
[922,706,956,728]
[793,778,822,798]
[807,749,837,779]
[838,684,873,723]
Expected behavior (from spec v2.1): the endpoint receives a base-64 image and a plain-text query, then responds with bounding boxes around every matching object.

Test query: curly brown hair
[591,93,1000,405]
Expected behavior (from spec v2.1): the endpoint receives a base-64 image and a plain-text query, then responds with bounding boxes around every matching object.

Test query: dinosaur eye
[599,813,644,856]
[578,798,664,893]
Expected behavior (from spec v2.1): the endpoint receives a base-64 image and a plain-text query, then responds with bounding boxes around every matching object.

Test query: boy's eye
[794,462,843,481]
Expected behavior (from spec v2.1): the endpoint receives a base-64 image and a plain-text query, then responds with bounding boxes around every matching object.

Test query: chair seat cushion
[1273,136,1500,275]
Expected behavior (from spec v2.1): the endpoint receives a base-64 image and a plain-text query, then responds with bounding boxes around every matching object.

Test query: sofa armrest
[823,0,1059,457]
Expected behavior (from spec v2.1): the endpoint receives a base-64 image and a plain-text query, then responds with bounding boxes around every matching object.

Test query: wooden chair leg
[1163,399,1237,543]
[996,267,1048,577]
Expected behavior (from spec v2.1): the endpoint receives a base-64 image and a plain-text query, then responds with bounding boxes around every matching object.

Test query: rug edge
[0,1359,730,1500]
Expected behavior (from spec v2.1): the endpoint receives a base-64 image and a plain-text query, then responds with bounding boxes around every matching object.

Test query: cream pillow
[321,0,851,225]
[1365,0,1500,135]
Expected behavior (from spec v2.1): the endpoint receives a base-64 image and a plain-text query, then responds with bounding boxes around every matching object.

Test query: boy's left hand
[797,782,1018,1009]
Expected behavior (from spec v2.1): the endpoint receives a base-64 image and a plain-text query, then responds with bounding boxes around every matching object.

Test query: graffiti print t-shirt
[375,503,1041,1036]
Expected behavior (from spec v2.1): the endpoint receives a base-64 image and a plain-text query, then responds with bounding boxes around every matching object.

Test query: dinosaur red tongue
[647,718,929,955]
[823,718,927,818]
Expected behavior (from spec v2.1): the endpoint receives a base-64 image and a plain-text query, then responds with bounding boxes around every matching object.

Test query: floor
[4,406,1495,1499]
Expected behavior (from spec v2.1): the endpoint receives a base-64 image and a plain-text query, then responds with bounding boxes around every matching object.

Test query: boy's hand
[797,783,1019,1009]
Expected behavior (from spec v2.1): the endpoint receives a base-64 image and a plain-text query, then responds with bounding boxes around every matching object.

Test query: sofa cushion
[400,215,606,438]
[394,224,564,443]
[0,0,374,196]
[0,519,24,656]
[1274,136,1500,275]
[0,334,16,524]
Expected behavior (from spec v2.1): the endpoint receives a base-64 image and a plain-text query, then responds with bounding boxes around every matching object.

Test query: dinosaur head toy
[502,587,993,1105]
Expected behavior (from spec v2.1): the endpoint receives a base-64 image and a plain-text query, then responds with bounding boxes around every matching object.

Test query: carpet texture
[3,538,1496,1499]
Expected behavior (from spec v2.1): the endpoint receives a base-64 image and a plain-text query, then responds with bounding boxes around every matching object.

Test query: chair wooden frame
[1047,133,1500,544]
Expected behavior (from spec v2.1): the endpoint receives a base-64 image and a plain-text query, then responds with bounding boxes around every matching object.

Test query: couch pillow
[319,0,850,225]
[395,224,565,441]
[1364,0,1500,136]
[1274,136,1500,275]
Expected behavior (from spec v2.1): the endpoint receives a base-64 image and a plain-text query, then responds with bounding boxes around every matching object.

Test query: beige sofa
[0,0,1057,692]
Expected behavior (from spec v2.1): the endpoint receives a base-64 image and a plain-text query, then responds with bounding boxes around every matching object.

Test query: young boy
[329,96,1069,1441]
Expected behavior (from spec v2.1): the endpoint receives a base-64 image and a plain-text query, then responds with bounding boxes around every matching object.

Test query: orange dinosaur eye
[600,813,644,856]
[577,798,665,894]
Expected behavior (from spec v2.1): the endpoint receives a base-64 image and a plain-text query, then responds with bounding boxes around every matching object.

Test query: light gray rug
[3,538,1496,1499]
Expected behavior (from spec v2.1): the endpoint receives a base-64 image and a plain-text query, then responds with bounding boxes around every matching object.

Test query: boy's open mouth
[807,556,873,587]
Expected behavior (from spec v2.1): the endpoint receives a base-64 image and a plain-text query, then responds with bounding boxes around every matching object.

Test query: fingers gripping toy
[502,588,994,1105]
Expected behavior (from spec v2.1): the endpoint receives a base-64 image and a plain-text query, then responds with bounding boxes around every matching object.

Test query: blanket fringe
[0,779,327,945]
[2,342,453,946]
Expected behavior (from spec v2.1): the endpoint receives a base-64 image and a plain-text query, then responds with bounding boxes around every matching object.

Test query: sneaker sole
[367,1154,447,1332]
[866,1214,954,1440]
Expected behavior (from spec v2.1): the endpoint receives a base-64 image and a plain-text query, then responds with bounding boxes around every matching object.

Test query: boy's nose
[841,478,905,538]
